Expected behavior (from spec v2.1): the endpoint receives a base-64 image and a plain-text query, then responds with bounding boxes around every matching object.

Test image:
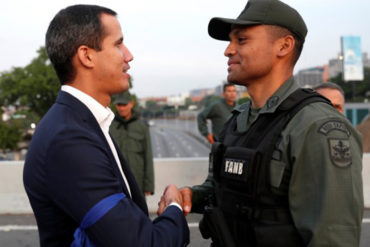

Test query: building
[296,65,329,88]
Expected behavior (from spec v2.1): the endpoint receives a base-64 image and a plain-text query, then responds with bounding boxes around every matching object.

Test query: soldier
[197,83,237,144]
[179,0,364,246]
[110,91,154,196]
[314,82,345,113]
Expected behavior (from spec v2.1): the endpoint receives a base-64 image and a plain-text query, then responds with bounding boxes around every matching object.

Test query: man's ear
[76,45,95,68]
[276,35,295,58]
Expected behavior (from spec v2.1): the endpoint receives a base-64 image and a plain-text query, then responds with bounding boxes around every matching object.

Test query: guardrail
[1,154,369,214]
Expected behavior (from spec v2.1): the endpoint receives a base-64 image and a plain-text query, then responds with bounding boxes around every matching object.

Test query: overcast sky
[0,0,369,97]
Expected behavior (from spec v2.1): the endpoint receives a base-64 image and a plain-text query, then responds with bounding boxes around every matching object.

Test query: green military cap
[208,0,307,41]
[113,91,132,104]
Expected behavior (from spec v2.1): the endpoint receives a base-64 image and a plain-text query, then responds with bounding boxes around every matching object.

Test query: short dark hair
[266,25,304,66]
[223,83,235,92]
[313,82,345,97]
[45,5,117,84]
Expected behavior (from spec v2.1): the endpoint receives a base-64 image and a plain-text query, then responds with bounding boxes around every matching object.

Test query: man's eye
[238,37,246,43]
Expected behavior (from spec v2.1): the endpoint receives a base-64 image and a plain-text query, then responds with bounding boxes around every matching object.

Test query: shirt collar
[61,85,114,132]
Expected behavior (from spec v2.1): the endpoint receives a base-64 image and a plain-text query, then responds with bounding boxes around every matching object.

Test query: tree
[0,47,60,121]
[0,121,22,153]
[330,67,370,102]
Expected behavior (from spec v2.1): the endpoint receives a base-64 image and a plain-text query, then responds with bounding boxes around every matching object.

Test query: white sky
[0,0,369,97]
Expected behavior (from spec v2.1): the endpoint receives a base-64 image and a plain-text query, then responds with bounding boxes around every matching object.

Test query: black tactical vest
[209,88,331,247]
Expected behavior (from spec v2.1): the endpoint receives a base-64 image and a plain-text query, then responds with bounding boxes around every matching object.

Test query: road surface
[149,119,211,158]
[1,211,369,246]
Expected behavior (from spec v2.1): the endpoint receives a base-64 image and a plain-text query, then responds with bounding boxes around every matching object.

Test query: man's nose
[224,42,235,57]
[123,45,133,62]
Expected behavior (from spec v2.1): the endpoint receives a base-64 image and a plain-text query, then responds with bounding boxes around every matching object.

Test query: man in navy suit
[23,4,189,247]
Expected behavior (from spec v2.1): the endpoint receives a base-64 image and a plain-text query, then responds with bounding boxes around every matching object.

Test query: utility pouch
[220,146,258,190]
[199,206,236,247]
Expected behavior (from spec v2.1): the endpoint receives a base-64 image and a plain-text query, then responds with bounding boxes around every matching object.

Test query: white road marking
[188,222,199,228]
[0,225,38,231]
[1,219,369,231]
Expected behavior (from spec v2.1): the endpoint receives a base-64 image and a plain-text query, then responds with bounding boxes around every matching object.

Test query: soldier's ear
[276,35,295,58]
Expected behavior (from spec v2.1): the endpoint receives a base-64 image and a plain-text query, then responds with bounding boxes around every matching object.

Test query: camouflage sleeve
[197,103,216,137]
[287,114,363,246]
[191,171,215,214]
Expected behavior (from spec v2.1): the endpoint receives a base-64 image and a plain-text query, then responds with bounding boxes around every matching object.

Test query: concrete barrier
[1,155,369,214]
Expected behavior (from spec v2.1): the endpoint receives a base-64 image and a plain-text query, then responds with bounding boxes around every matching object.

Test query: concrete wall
[1,154,369,214]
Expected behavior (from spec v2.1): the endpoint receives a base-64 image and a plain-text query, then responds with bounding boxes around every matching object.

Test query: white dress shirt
[61,85,132,197]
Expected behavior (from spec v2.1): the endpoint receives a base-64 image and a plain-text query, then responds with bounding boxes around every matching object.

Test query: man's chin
[227,75,244,86]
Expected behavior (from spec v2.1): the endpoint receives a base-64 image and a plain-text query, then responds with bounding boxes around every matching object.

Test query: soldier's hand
[157,185,183,216]
[207,134,215,144]
[180,187,193,216]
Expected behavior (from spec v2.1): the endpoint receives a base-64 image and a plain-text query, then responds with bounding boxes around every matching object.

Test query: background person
[110,91,154,196]
[197,83,237,144]
[180,0,363,246]
[313,82,345,113]
[23,5,189,246]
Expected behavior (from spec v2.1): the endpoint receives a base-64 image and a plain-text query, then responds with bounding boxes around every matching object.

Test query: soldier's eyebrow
[230,28,242,37]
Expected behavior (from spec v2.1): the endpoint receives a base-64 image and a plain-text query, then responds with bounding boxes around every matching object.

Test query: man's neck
[225,99,235,107]
[247,70,292,109]
[68,79,111,107]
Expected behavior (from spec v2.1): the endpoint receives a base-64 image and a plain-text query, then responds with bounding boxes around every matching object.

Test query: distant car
[148,120,155,127]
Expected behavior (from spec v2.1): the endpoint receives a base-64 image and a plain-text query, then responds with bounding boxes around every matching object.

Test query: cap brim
[208,17,261,41]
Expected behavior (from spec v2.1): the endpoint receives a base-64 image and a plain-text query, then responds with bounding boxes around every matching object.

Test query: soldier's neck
[247,72,292,109]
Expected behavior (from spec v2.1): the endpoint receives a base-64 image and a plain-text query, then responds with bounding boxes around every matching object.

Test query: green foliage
[330,67,370,102]
[0,47,60,121]
[0,121,22,152]
[238,96,250,105]
[128,76,133,89]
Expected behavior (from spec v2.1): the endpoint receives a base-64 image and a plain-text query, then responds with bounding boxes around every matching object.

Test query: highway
[149,119,211,158]
[0,211,369,246]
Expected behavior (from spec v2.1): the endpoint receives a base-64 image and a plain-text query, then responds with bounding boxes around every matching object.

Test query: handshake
[156,185,193,216]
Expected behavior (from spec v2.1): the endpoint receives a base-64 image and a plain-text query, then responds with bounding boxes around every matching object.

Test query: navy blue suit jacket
[23,91,189,247]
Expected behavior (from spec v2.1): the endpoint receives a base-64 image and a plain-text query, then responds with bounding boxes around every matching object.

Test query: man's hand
[157,185,183,216]
[207,133,215,144]
[180,187,193,216]
[145,191,153,196]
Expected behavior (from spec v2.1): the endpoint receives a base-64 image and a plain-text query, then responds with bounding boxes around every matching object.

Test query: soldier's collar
[258,77,299,114]
[233,100,251,114]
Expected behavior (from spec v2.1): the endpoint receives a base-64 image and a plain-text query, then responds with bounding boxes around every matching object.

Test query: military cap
[208,0,307,41]
[113,91,132,105]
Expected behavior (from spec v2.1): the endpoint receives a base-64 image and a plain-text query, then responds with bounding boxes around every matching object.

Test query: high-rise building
[296,66,328,88]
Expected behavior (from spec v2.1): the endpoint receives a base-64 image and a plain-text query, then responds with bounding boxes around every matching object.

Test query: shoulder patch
[318,121,350,137]
[328,138,352,168]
